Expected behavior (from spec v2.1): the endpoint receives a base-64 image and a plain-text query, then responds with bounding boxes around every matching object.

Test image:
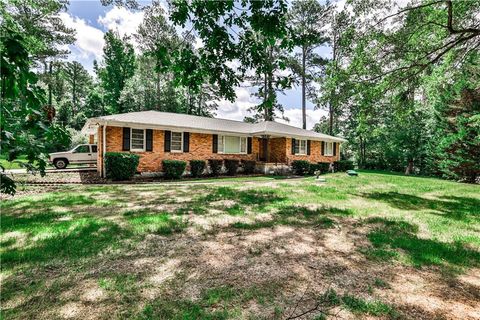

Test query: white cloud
[215,87,326,130]
[59,12,105,60]
[98,6,144,40]
[215,87,258,121]
[277,108,327,130]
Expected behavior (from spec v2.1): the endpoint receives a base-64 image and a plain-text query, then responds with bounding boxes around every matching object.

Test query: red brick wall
[97,126,341,173]
[285,138,340,164]
[103,126,260,172]
[269,137,287,163]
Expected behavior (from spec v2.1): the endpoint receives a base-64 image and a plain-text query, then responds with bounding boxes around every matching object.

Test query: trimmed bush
[242,160,256,175]
[105,152,139,181]
[190,160,206,177]
[162,160,187,179]
[208,159,223,176]
[309,163,325,175]
[316,162,330,174]
[224,159,240,176]
[291,160,311,176]
[334,160,354,172]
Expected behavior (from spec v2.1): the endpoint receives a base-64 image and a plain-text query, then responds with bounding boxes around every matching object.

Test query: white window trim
[130,128,146,152]
[325,142,334,156]
[295,139,308,155]
[170,131,183,153]
[218,135,248,155]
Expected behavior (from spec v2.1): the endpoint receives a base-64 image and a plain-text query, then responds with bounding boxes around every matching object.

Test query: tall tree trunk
[156,64,161,110]
[264,70,268,121]
[302,45,306,129]
[72,67,77,116]
[48,61,53,106]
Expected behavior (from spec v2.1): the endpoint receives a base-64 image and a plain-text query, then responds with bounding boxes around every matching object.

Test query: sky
[62,0,333,129]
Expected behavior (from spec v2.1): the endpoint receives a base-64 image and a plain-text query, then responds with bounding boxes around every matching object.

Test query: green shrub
[208,159,223,176]
[224,159,240,176]
[334,160,354,172]
[309,162,331,175]
[242,160,256,174]
[162,160,187,179]
[190,160,206,177]
[291,160,311,176]
[105,152,139,181]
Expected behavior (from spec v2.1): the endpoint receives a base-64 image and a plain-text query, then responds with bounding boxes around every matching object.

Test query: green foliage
[309,162,330,175]
[242,160,256,174]
[0,5,70,195]
[168,0,291,120]
[105,152,140,181]
[189,160,206,178]
[162,160,187,179]
[434,87,480,183]
[208,159,223,176]
[291,160,310,176]
[98,30,136,114]
[224,159,240,176]
[334,160,354,172]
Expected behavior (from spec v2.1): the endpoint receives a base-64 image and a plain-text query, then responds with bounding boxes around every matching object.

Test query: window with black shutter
[145,129,153,151]
[164,130,171,152]
[122,127,130,151]
[212,134,218,153]
[183,132,190,152]
[247,137,252,154]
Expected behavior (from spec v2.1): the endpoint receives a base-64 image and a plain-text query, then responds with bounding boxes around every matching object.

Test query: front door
[259,138,268,162]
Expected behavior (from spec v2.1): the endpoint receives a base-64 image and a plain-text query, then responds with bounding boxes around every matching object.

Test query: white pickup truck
[49,144,98,169]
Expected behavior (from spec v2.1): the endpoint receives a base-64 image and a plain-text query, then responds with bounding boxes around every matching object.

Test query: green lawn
[1,171,479,319]
[0,155,30,170]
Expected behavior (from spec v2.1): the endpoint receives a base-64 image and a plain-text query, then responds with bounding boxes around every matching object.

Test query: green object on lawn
[347,170,358,176]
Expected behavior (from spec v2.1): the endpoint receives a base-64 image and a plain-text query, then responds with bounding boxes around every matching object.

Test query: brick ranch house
[81,111,347,177]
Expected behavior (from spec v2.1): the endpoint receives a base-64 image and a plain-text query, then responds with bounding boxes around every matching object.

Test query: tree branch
[373,1,444,27]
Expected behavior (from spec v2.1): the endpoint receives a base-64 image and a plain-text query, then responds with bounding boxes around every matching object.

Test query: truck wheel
[54,159,68,169]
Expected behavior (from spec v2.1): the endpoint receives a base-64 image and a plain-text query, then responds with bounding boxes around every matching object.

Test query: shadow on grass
[231,205,353,230]
[1,218,127,270]
[202,187,286,207]
[364,217,480,268]
[1,193,111,214]
[361,192,480,222]
[140,283,281,320]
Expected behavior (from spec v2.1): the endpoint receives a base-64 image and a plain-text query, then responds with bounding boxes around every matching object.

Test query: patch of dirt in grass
[384,267,480,319]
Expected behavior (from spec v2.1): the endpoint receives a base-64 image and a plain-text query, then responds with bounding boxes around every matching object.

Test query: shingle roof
[82,111,346,142]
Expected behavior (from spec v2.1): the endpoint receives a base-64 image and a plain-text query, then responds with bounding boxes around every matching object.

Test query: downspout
[102,123,107,178]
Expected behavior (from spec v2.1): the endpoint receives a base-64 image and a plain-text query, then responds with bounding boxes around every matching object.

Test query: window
[91,145,97,153]
[325,142,334,156]
[294,139,307,155]
[73,145,90,153]
[218,135,247,154]
[131,128,145,151]
[171,132,183,152]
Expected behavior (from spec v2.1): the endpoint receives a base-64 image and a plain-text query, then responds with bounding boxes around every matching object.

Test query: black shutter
[183,132,190,152]
[333,142,337,156]
[122,127,130,151]
[212,134,218,153]
[146,129,153,151]
[247,137,252,154]
[291,138,296,155]
[321,141,325,156]
[307,140,311,155]
[164,130,171,152]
